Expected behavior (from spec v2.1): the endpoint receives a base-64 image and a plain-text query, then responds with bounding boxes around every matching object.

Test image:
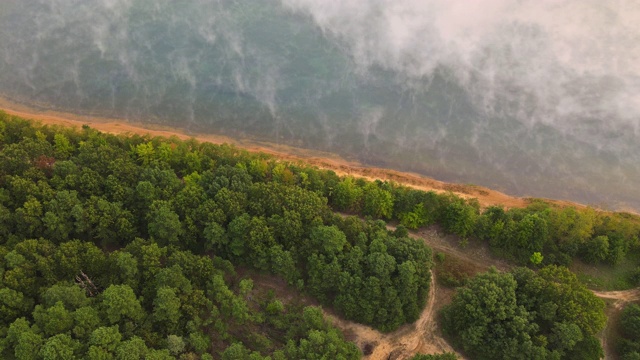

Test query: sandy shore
[0,97,594,211]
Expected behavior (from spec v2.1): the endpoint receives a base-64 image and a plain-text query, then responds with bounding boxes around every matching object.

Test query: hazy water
[1,0,639,209]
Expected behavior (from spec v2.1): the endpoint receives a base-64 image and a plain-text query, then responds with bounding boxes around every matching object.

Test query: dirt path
[308,219,512,359]
[322,273,460,360]
[592,289,640,308]
[592,289,640,359]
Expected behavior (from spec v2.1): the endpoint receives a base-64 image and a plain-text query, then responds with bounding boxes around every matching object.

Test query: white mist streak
[281,0,640,142]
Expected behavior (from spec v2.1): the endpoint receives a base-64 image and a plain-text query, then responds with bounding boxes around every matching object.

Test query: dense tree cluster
[330,175,640,268]
[0,112,432,339]
[0,238,360,359]
[618,303,640,360]
[440,266,606,360]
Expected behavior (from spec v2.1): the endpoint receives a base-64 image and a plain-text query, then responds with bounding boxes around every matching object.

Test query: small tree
[530,252,544,266]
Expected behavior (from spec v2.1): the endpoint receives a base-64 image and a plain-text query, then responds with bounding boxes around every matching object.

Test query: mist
[0,0,639,209]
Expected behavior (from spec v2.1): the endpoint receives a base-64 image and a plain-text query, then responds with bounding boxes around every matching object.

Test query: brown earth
[0,97,566,211]
[2,98,638,358]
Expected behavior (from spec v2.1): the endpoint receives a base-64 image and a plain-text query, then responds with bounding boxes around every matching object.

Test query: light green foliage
[166,335,185,356]
[15,331,43,360]
[33,301,74,337]
[42,283,90,310]
[187,331,210,354]
[362,182,394,219]
[400,203,429,229]
[530,252,544,265]
[101,285,143,324]
[73,306,102,339]
[547,207,596,250]
[135,142,155,166]
[0,288,33,323]
[90,326,122,352]
[53,134,74,159]
[39,334,80,360]
[115,337,148,360]
[153,287,182,330]
[332,177,363,212]
[87,345,115,360]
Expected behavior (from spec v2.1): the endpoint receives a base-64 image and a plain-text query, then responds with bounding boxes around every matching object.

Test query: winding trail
[327,221,638,359]
[323,273,459,360]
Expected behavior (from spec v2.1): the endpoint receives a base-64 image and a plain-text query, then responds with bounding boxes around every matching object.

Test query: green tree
[362,182,394,219]
[309,225,347,256]
[166,335,185,356]
[101,285,143,325]
[15,331,44,360]
[39,334,80,360]
[0,288,34,324]
[73,306,102,339]
[530,252,544,266]
[89,326,122,352]
[54,133,74,159]
[439,198,477,239]
[33,301,74,337]
[147,200,183,246]
[42,283,90,310]
[114,337,148,360]
[144,349,174,360]
[332,177,363,212]
[153,287,182,331]
[580,235,609,264]
[441,269,542,359]
[135,142,155,166]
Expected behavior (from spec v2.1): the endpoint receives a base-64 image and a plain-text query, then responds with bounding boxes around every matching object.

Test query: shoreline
[0,97,626,213]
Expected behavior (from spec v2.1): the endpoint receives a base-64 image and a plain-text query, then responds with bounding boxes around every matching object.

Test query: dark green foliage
[329,163,640,268]
[0,239,359,359]
[0,115,432,333]
[441,266,606,360]
[619,304,640,359]
[0,113,440,357]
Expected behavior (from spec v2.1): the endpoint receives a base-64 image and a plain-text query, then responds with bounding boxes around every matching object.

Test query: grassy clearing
[571,253,640,291]
[433,251,485,288]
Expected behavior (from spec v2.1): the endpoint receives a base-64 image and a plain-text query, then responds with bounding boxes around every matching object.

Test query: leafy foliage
[441,266,606,359]
[618,304,640,360]
[0,113,438,358]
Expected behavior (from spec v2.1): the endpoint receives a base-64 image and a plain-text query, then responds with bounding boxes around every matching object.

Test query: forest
[0,111,639,359]
[0,112,431,358]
